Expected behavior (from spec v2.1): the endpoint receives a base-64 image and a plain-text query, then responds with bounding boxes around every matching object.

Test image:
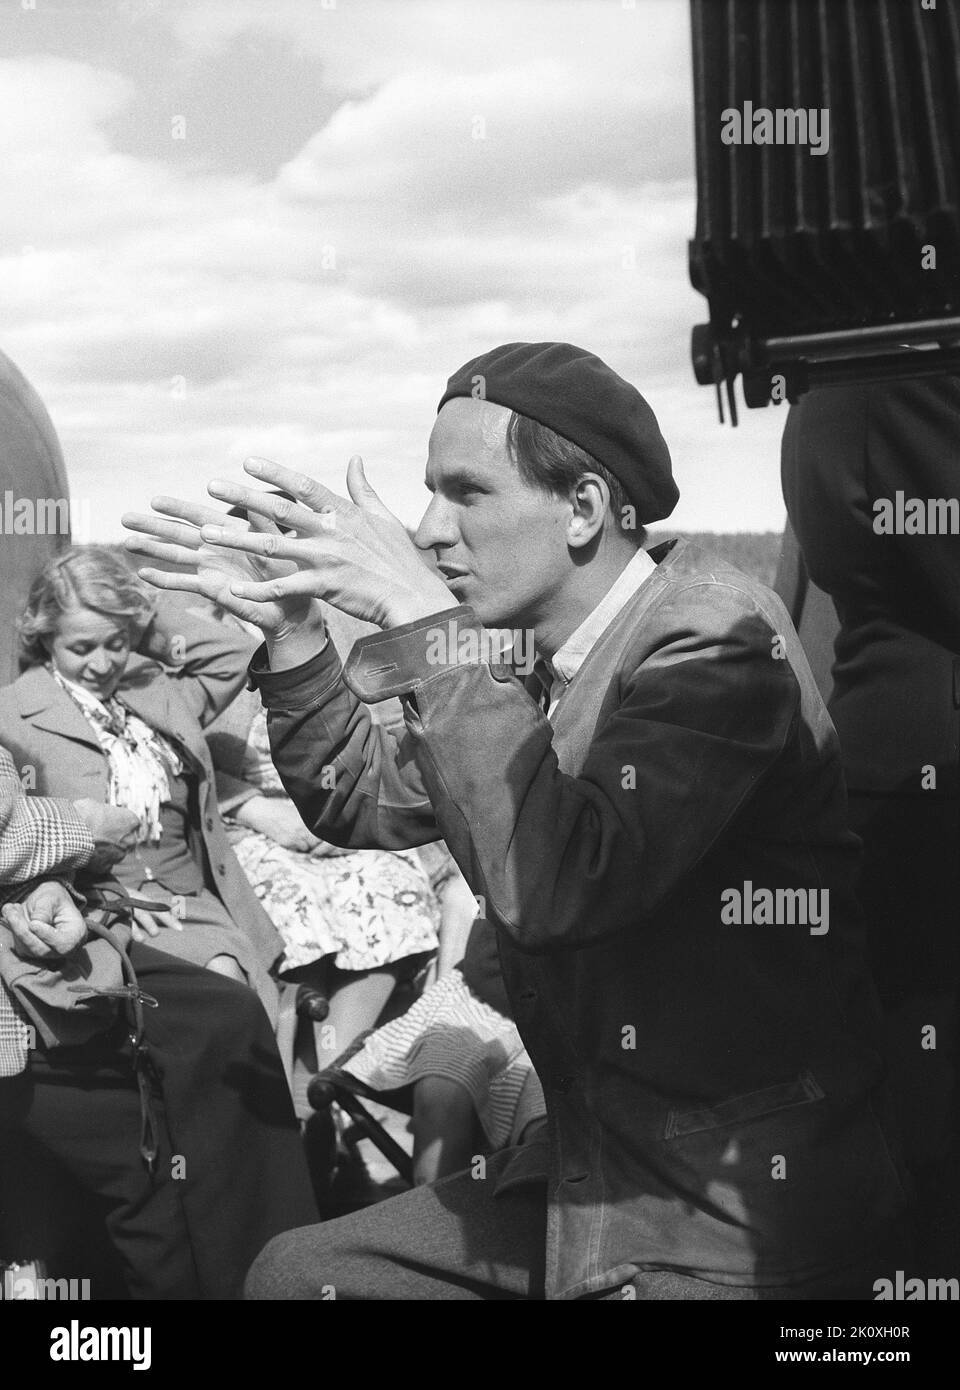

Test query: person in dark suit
[0,742,317,1298]
[781,376,960,1270]
[0,546,283,1024]
[124,342,913,1300]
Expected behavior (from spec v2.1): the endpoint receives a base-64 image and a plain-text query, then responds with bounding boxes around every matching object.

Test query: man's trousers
[0,944,318,1299]
[245,1147,914,1301]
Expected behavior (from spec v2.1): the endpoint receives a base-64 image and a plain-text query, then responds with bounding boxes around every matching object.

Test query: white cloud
[171,0,690,94]
[277,61,688,215]
[0,6,788,545]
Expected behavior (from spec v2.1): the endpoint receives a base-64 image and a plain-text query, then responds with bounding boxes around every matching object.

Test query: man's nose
[414,495,457,551]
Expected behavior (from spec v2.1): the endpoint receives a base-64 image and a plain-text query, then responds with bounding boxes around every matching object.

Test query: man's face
[416,398,573,629]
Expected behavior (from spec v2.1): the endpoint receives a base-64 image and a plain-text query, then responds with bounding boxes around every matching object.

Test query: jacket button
[555,1074,574,1093]
[217,864,226,877]
[205,816,214,830]
[517,988,537,1003]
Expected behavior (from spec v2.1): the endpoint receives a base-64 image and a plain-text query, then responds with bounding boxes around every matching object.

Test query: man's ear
[568,477,608,547]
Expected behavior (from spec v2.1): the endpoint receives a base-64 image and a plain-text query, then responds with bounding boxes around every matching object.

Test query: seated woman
[207,599,444,1058]
[337,915,546,1186]
[0,546,283,1021]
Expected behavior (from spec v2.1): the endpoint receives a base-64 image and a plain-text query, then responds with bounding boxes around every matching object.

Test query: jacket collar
[15,658,184,755]
[114,656,179,745]
[15,666,102,750]
[538,544,659,698]
[522,537,686,711]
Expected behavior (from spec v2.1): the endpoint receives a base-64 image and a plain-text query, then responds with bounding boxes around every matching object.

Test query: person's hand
[120,485,315,638]
[235,796,322,852]
[130,909,180,943]
[1,881,87,960]
[131,599,170,660]
[188,456,454,630]
[129,887,185,945]
[307,840,357,859]
[73,799,141,873]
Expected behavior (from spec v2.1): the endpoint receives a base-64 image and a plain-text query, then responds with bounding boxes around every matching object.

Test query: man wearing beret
[124,341,912,1300]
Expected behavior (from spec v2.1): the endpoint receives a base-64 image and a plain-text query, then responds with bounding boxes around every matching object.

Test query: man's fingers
[135,569,279,630]
[2,900,29,932]
[2,903,52,958]
[242,457,345,516]
[345,454,396,521]
[199,525,307,561]
[30,920,84,954]
[207,478,327,535]
[123,535,203,569]
[230,572,326,602]
[122,511,203,549]
[135,567,210,596]
[151,494,249,532]
[247,508,287,537]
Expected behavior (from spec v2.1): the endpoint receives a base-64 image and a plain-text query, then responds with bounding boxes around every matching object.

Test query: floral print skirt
[229,829,440,975]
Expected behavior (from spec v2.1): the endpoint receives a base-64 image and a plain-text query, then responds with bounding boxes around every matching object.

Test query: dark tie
[531,657,553,713]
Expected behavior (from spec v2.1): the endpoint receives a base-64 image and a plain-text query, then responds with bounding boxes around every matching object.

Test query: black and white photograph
[0,0,956,1352]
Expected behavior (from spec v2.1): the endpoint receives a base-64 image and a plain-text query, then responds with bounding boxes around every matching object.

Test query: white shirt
[535,545,657,719]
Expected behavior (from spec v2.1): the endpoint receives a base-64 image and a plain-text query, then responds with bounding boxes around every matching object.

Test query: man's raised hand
[197,455,452,630]
[121,486,314,636]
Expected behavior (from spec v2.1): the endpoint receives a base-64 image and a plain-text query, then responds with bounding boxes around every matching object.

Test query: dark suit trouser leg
[246,1151,547,1300]
[848,792,960,1272]
[245,1172,914,1301]
[0,945,318,1299]
[0,1050,195,1299]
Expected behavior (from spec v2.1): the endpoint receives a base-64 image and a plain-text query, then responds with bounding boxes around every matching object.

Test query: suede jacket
[249,538,910,1299]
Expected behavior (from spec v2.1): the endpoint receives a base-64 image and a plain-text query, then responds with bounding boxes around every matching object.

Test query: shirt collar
[541,545,657,692]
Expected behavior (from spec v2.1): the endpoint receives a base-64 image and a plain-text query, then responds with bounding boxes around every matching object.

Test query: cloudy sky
[0,0,788,540]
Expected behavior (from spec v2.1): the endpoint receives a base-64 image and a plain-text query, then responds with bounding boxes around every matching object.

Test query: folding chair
[306,1031,415,1192]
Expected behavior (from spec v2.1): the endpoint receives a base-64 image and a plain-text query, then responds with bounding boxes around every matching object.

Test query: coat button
[217,864,226,877]
[555,1074,574,1093]
[205,816,214,830]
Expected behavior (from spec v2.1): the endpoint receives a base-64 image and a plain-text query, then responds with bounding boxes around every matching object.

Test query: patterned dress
[225,707,440,975]
[342,968,546,1151]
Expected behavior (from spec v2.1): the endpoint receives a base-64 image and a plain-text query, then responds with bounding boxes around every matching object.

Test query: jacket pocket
[663,1070,824,1140]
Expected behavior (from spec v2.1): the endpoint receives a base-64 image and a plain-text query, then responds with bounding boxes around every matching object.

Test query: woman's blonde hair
[17,545,154,669]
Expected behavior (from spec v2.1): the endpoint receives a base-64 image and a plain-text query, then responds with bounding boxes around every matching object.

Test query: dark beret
[437,341,678,523]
